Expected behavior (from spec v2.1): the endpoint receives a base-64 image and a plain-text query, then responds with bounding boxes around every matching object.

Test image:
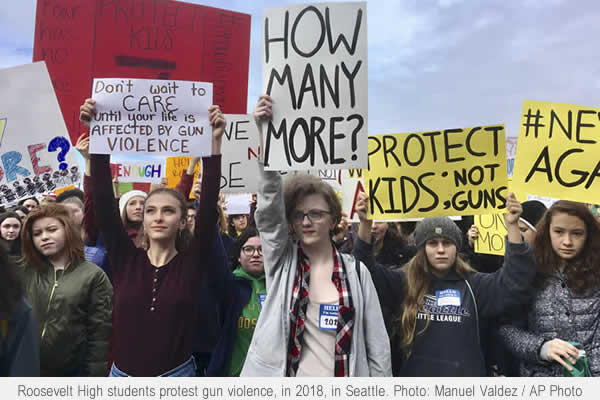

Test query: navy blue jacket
[0,298,40,376]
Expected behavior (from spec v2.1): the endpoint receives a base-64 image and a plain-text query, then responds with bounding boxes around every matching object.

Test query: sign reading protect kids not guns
[512,100,600,203]
[33,0,251,145]
[89,78,212,157]
[365,126,508,219]
[0,62,79,207]
[262,2,368,171]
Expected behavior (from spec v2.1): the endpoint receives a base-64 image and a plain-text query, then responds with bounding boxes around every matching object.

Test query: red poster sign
[33,0,251,144]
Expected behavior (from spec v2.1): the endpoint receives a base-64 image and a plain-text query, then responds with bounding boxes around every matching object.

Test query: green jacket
[20,260,113,376]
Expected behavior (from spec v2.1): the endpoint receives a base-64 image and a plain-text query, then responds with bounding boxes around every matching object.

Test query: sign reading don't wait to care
[89,78,212,157]
[365,126,508,219]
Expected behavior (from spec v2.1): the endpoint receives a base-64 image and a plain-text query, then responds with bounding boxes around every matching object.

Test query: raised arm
[80,98,137,275]
[75,134,99,245]
[252,95,292,279]
[175,157,199,198]
[470,193,536,317]
[353,192,406,327]
[189,106,225,253]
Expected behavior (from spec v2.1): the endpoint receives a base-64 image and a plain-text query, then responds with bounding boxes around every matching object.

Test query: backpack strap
[464,279,480,348]
[355,257,361,283]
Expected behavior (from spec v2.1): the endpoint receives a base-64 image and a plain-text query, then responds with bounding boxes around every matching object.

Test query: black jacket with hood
[352,237,535,376]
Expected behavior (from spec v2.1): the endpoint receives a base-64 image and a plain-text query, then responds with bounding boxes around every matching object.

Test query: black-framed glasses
[292,209,330,224]
[241,246,263,256]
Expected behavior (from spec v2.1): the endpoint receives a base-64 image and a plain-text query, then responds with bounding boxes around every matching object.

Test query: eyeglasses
[291,209,330,224]
[241,246,263,256]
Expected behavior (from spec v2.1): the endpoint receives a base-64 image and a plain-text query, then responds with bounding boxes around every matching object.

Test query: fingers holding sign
[355,192,373,243]
[79,98,97,128]
[504,192,524,243]
[209,105,226,155]
[467,225,479,248]
[254,95,273,122]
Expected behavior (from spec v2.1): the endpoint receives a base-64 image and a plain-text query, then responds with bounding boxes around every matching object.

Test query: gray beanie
[414,217,463,249]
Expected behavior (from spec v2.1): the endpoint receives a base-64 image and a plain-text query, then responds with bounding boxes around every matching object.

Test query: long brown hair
[21,203,84,269]
[533,200,600,294]
[140,188,191,252]
[393,247,475,356]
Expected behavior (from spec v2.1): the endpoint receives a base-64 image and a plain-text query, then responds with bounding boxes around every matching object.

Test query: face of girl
[143,193,186,243]
[425,238,457,274]
[549,212,587,260]
[293,194,335,247]
[1,217,21,241]
[232,215,248,232]
[186,208,196,233]
[22,199,38,212]
[126,196,145,223]
[238,236,264,278]
[32,217,67,259]
[15,210,27,220]
[371,222,389,242]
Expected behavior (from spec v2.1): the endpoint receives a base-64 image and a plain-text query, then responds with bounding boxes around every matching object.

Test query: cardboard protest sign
[224,193,252,215]
[341,168,365,222]
[512,100,600,203]
[0,62,79,207]
[365,126,508,219]
[33,0,251,144]
[165,156,201,195]
[474,214,507,256]
[110,157,165,184]
[262,2,368,170]
[89,78,212,157]
[221,114,261,193]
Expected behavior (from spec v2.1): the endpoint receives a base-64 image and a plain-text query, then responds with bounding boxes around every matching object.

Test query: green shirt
[227,267,266,376]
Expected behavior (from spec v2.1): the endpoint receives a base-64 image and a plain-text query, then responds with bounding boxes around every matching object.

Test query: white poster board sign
[221,114,261,193]
[225,193,252,215]
[89,78,213,157]
[262,2,368,170]
[0,62,78,206]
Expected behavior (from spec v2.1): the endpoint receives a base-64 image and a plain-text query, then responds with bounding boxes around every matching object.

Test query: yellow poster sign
[512,100,600,203]
[166,157,201,198]
[474,214,507,256]
[365,126,508,219]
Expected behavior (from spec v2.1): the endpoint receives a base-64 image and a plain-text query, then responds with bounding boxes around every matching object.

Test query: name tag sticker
[436,289,461,307]
[257,293,267,310]
[318,304,339,331]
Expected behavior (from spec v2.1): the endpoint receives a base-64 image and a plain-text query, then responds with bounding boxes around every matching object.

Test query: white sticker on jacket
[318,304,339,331]
[436,289,461,307]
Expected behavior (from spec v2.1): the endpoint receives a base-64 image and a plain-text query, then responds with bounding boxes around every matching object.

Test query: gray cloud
[1,0,599,139]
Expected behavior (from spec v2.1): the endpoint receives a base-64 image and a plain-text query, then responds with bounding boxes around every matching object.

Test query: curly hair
[533,200,600,294]
[283,173,341,229]
[21,203,84,269]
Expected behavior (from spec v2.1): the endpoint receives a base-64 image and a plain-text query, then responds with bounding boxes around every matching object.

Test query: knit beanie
[519,200,547,232]
[414,217,463,249]
[118,190,148,217]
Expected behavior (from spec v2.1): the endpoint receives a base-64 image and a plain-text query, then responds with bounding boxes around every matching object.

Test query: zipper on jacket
[41,269,59,339]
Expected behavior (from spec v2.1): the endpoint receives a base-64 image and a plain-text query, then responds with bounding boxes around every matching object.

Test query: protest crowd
[1,1,599,380]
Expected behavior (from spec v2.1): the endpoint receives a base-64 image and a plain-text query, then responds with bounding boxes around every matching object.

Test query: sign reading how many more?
[89,78,213,157]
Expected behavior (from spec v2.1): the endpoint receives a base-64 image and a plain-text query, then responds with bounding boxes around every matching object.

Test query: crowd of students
[0,95,599,377]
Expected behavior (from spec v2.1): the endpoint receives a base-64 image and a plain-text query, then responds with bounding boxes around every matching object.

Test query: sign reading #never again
[89,78,213,157]
[365,126,508,219]
[262,2,368,170]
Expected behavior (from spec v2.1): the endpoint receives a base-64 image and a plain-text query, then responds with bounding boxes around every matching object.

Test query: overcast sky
[1,0,599,138]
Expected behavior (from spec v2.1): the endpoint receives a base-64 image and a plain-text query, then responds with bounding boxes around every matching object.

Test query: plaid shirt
[287,245,355,377]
